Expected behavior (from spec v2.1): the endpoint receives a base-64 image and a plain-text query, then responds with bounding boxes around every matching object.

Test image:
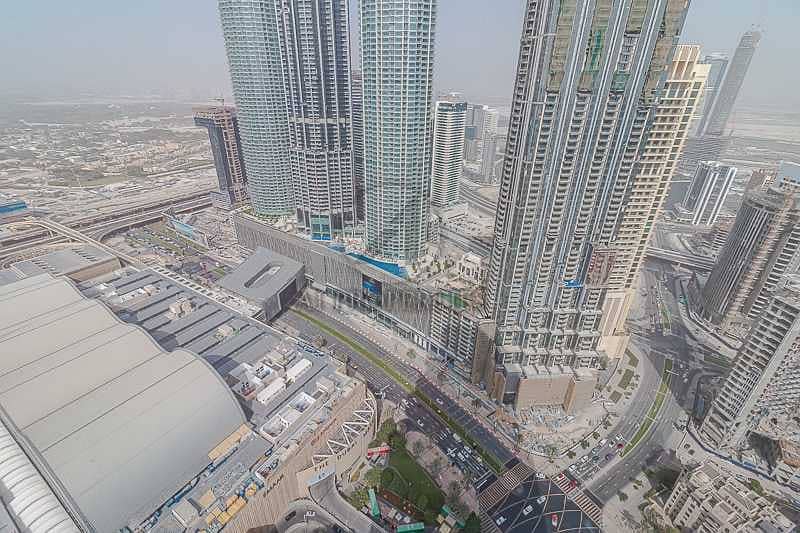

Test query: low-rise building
[664,463,793,533]
[508,365,596,414]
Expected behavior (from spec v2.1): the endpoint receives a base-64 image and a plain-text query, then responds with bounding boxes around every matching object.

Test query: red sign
[367,446,391,458]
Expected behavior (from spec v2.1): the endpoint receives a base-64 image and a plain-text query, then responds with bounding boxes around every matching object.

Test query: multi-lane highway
[274,304,600,532]
[0,193,211,259]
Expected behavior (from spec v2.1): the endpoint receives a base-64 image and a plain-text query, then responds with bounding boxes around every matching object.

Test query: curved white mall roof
[0,274,246,532]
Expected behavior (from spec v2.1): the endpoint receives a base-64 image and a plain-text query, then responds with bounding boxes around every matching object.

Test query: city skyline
[2,0,800,531]
[2,1,798,112]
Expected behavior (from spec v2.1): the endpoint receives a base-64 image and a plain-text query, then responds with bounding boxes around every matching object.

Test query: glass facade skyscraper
[360,0,436,261]
[218,0,292,216]
[487,0,692,367]
[278,0,355,240]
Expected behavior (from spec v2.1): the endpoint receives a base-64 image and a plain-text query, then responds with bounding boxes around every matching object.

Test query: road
[439,227,492,257]
[275,304,599,531]
[584,261,722,503]
[488,474,600,533]
[274,305,512,470]
[458,183,497,216]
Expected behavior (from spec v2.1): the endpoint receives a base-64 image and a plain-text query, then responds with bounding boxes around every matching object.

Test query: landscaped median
[622,359,673,456]
[291,309,504,474]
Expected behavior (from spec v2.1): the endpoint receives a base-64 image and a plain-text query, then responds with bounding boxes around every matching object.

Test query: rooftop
[218,247,304,304]
[0,274,247,532]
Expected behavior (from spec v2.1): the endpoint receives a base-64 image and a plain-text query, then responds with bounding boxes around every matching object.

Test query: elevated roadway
[0,195,211,261]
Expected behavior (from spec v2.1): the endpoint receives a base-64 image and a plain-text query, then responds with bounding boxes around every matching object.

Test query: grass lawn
[619,369,634,389]
[623,360,672,456]
[609,390,622,403]
[386,448,445,514]
[627,351,639,368]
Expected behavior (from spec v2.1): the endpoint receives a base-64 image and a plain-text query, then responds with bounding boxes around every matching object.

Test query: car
[523,504,534,516]
[551,514,559,528]
[436,398,444,405]
[568,464,577,472]
[605,453,613,460]
[496,516,506,526]
[536,495,546,505]
[284,511,297,521]
[599,439,608,446]
[617,443,624,449]
[616,434,624,441]
[592,455,600,462]
[556,473,566,481]
[417,418,425,428]
[535,471,546,479]
[580,456,590,463]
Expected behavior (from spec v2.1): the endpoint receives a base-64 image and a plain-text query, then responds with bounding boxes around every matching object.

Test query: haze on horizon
[0,0,797,111]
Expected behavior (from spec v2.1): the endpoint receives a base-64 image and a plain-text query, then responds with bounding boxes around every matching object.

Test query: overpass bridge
[0,195,211,261]
[646,247,715,272]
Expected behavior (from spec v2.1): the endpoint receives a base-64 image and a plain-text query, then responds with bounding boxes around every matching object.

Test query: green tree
[430,457,444,477]
[412,440,425,457]
[364,467,383,488]
[381,468,395,486]
[567,450,576,459]
[580,440,589,449]
[463,512,481,533]
[618,491,628,502]
[416,493,429,511]
[749,479,766,496]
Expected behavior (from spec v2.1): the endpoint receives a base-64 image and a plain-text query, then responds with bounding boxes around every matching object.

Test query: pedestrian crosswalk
[478,461,534,511]
[552,476,604,527]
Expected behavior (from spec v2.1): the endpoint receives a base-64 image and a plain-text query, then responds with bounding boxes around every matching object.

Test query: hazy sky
[1,1,798,108]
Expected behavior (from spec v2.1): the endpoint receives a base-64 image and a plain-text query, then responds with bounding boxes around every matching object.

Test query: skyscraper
[701,279,800,449]
[487,0,691,367]
[278,0,354,240]
[693,53,729,136]
[361,0,436,261]
[704,30,761,136]
[599,44,709,356]
[193,105,249,209]
[682,161,737,226]
[351,70,365,221]
[218,0,292,215]
[430,95,467,209]
[700,188,800,329]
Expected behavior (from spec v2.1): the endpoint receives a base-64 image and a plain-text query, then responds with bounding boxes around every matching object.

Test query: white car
[523,505,534,516]
[436,398,444,405]
[535,472,546,479]
[536,495,547,505]
[496,516,507,526]
[599,439,608,446]
[568,464,577,472]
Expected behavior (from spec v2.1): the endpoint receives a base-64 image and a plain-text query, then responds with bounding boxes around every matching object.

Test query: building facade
[218,0,293,215]
[664,463,792,533]
[193,105,249,209]
[682,161,737,225]
[487,0,691,368]
[701,281,800,449]
[692,53,729,136]
[430,96,467,208]
[278,0,355,240]
[361,0,436,261]
[704,30,761,136]
[599,44,709,357]
[351,70,365,222]
[700,188,800,328]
